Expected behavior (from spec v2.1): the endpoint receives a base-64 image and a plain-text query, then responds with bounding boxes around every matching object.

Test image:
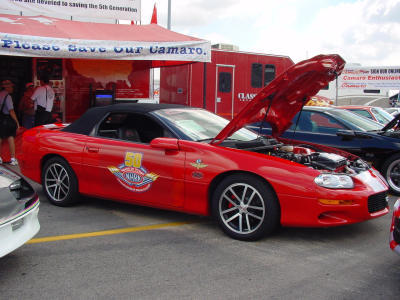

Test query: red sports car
[390,199,400,255]
[19,55,389,240]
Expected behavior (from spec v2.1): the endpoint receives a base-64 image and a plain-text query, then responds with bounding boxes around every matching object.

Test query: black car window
[310,112,346,133]
[97,113,170,143]
[289,111,345,134]
[97,113,128,139]
[289,111,316,132]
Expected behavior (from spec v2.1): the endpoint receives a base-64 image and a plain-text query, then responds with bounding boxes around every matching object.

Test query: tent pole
[203,63,207,109]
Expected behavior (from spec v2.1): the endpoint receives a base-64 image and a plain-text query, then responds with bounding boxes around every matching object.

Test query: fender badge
[192,171,204,179]
[191,159,207,170]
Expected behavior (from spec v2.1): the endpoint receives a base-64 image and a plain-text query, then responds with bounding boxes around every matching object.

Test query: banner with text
[0,33,211,62]
[2,0,140,21]
[339,66,400,90]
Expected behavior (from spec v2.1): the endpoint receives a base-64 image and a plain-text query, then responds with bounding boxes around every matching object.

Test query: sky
[137,0,400,66]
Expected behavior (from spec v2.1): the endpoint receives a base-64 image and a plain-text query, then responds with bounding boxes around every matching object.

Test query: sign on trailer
[339,66,400,90]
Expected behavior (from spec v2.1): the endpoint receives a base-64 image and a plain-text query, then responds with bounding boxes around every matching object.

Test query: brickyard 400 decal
[108,152,158,192]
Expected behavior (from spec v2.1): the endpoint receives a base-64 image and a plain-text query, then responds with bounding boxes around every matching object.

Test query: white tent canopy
[0,13,211,66]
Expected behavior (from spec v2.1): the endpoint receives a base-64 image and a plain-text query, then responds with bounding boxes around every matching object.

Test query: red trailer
[160,49,294,119]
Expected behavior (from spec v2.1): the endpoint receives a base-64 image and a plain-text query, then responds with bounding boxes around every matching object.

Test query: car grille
[368,192,388,213]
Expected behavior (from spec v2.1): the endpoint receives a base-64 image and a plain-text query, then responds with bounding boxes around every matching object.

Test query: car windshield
[329,108,383,131]
[371,107,394,124]
[154,108,259,142]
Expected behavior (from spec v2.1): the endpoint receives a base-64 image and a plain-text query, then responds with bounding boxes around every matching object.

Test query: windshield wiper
[198,137,240,143]
[197,138,214,142]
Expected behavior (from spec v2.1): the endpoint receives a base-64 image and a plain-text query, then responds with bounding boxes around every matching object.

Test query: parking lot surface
[1,167,399,299]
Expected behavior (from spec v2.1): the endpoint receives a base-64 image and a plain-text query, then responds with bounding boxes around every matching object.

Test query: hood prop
[289,96,309,142]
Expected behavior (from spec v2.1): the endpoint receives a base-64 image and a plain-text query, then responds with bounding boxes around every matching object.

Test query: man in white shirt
[31,75,55,126]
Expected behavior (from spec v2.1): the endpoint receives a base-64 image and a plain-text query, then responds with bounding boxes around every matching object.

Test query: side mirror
[150,137,179,150]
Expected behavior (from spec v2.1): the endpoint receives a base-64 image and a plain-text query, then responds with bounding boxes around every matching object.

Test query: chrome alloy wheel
[44,163,71,203]
[386,159,400,194]
[219,183,266,235]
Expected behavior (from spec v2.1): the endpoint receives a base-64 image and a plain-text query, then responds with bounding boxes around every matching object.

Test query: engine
[223,137,370,174]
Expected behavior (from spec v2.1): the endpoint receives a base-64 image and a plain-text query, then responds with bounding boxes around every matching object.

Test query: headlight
[9,179,22,191]
[314,174,354,189]
[9,178,34,200]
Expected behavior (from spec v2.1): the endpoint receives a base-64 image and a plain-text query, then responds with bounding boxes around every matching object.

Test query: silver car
[0,165,40,258]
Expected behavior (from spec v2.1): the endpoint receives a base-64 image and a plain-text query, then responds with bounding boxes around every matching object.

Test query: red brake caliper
[228,194,236,208]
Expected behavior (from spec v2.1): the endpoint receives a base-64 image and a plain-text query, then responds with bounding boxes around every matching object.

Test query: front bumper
[279,169,389,227]
[0,197,40,258]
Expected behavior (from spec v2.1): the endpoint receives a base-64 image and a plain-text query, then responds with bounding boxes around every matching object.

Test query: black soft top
[62,103,186,135]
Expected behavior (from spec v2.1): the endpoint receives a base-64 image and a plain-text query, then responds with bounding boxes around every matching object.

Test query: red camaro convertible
[19,55,389,240]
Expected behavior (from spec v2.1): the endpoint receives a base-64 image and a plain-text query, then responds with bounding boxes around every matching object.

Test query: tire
[211,174,280,241]
[41,157,79,206]
[381,153,400,195]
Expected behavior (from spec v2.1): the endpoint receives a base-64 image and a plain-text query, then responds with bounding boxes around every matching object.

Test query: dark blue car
[248,106,400,195]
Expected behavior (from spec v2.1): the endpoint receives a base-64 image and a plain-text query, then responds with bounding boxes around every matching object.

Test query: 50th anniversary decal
[108,152,158,192]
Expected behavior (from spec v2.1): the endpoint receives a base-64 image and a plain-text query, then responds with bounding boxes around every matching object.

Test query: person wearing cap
[31,74,55,126]
[18,82,36,129]
[0,79,20,165]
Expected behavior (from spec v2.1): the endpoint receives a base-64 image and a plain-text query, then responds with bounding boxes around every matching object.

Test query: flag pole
[168,0,171,29]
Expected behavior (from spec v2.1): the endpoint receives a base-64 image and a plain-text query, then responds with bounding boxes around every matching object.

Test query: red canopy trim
[0,14,211,63]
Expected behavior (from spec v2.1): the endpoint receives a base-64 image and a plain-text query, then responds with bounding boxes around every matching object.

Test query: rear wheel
[41,157,79,206]
[212,174,280,241]
[382,154,400,195]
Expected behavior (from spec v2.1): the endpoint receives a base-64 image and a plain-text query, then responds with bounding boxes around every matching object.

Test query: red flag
[131,20,135,25]
[150,3,157,24]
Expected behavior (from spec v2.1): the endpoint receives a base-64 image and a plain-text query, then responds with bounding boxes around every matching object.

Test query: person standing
[31,75,55,126]
[0,80,20,165]
[18,82,36,129]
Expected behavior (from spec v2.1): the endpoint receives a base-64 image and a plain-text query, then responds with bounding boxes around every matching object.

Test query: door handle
[87,146,99,153]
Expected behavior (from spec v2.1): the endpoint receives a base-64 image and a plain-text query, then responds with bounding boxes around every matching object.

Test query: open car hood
[211,54,345,145]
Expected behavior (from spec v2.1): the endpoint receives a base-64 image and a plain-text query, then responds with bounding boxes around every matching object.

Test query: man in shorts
[0,79,20,165]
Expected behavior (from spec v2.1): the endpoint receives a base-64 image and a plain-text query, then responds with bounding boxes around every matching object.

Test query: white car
[384,107,400,116]
[0,166,40,258]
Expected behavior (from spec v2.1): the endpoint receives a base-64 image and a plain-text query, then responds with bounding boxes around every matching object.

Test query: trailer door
[215,64,235,119]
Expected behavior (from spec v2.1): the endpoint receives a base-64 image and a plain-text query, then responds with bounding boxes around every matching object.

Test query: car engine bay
[222,137,370,174]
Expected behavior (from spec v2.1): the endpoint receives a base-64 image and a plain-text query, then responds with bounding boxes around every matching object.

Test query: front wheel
[211,174,280,241]
[381,154,400,195]
[41,157,79,206]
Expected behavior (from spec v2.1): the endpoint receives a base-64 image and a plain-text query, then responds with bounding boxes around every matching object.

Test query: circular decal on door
[108,152,158,193]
